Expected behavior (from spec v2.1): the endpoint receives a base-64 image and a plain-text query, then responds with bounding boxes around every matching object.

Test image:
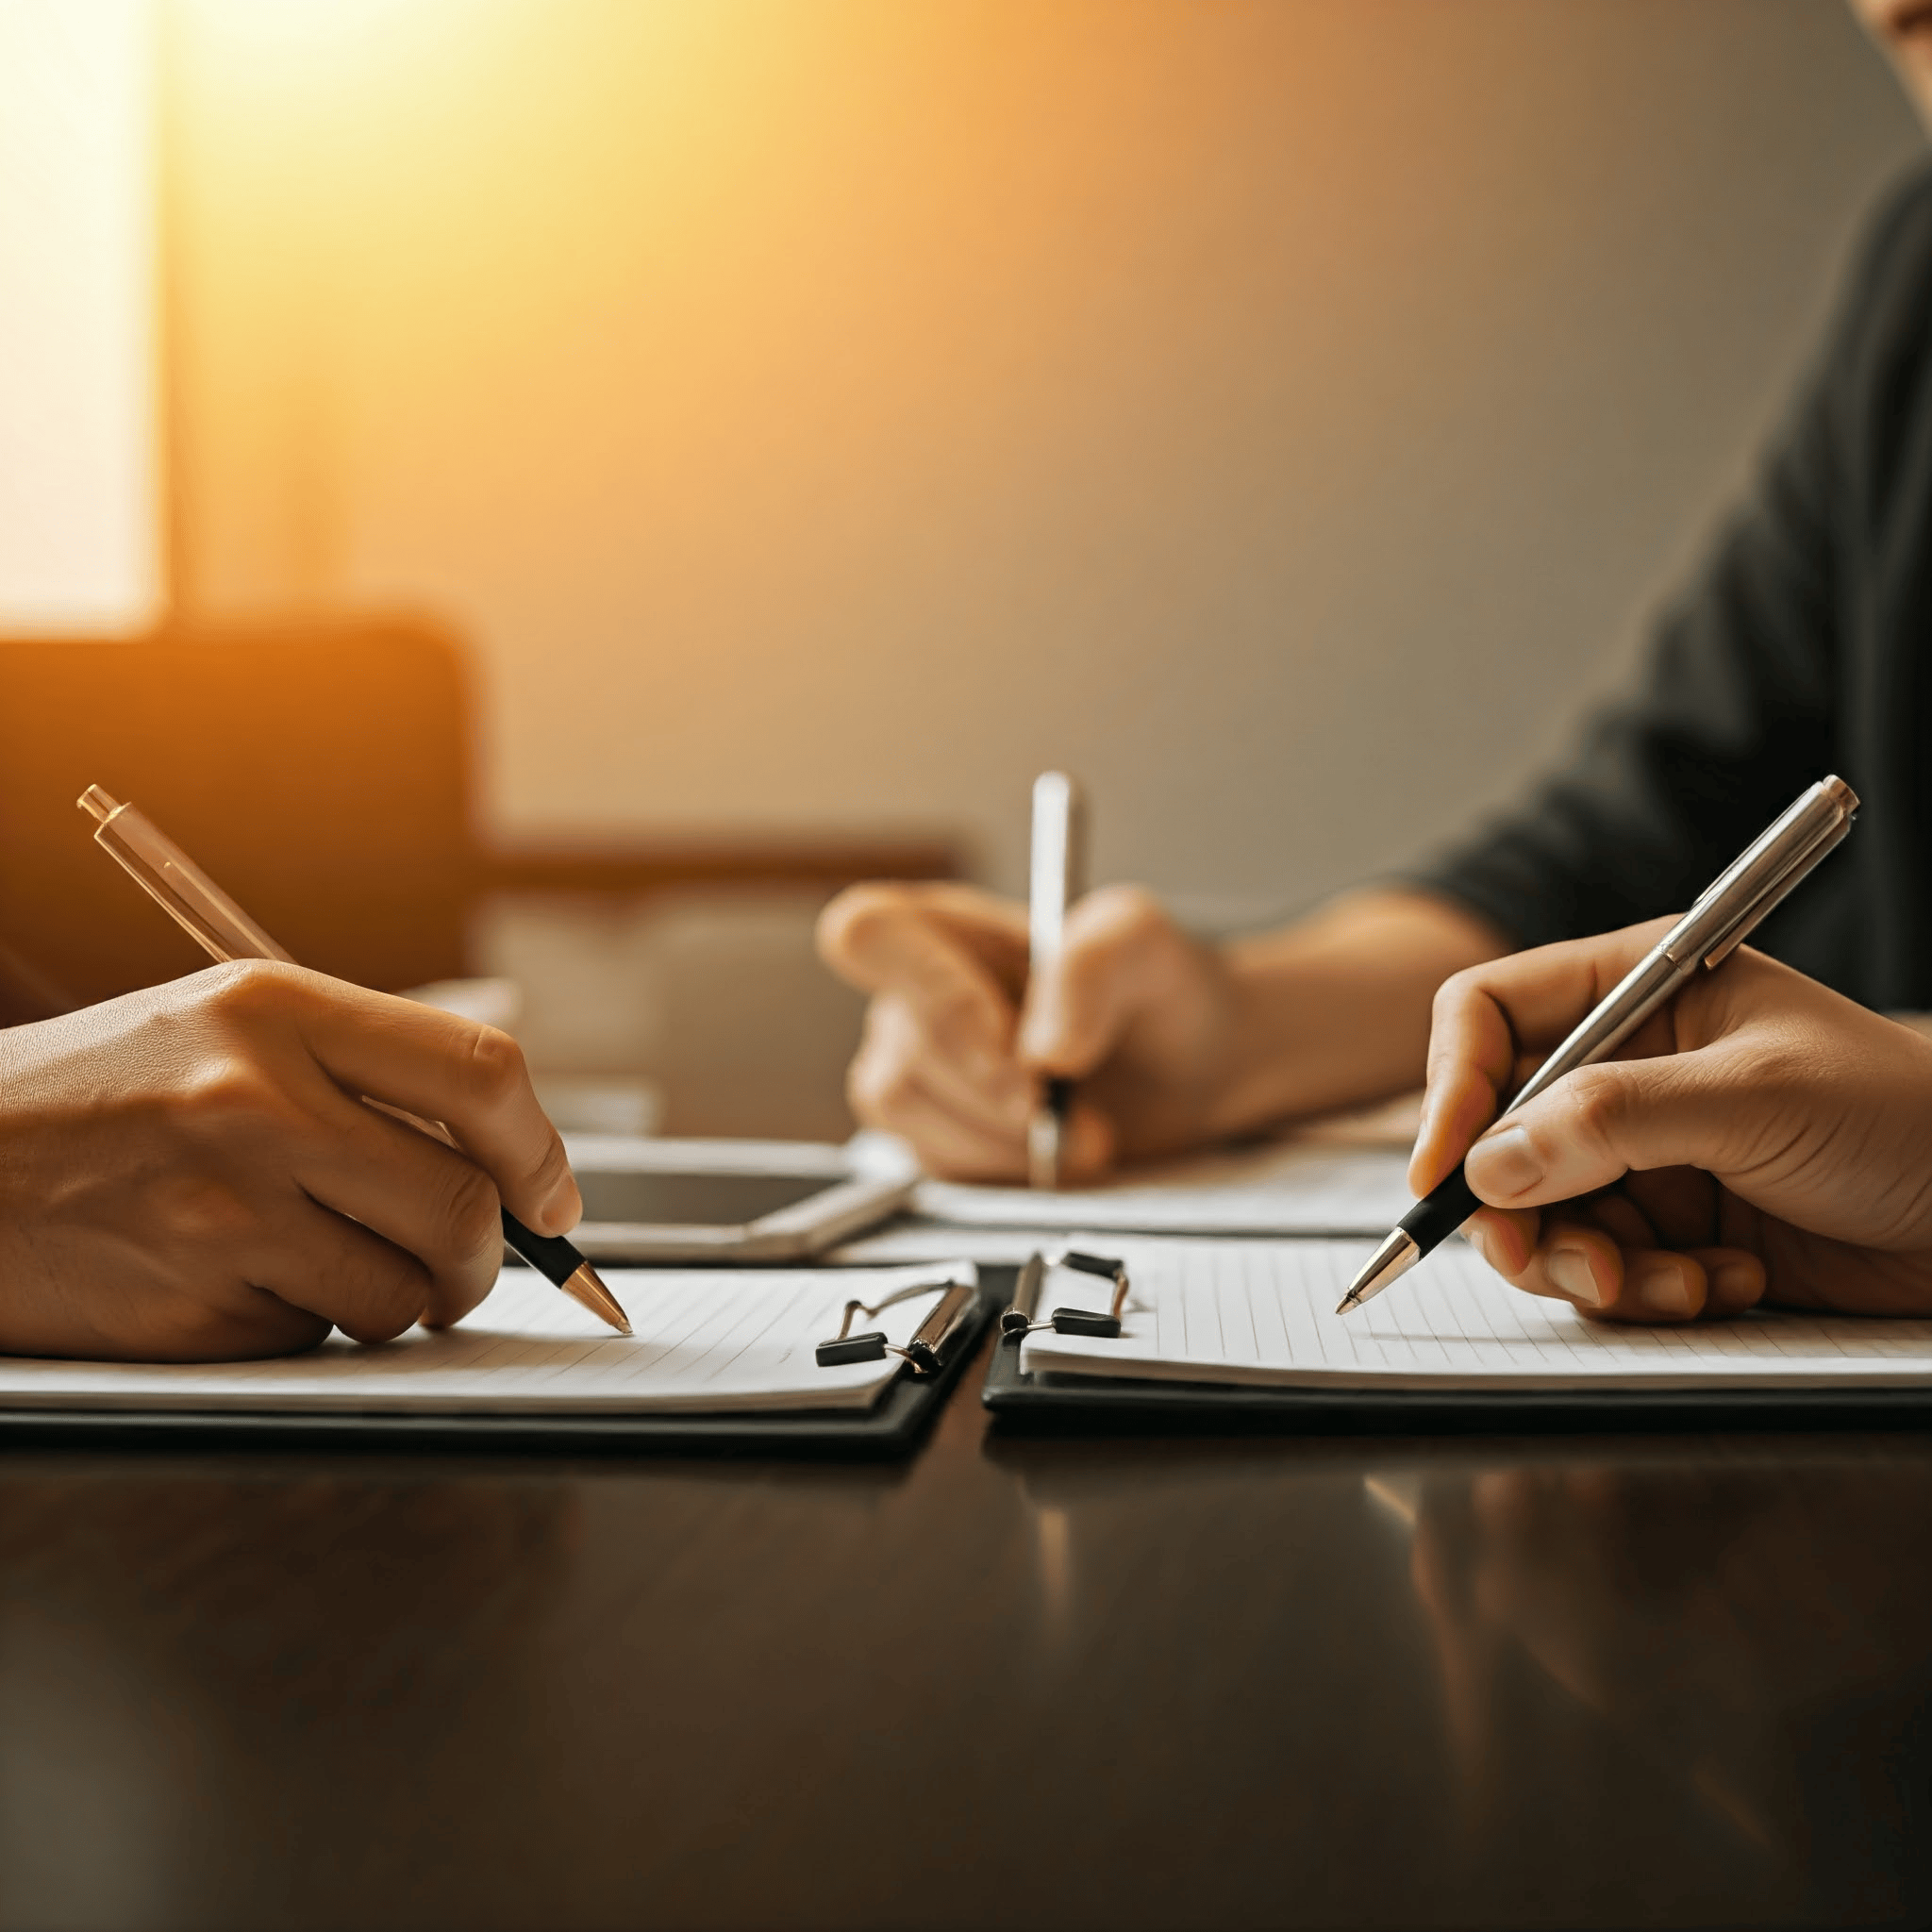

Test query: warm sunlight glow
[0,0,158,630]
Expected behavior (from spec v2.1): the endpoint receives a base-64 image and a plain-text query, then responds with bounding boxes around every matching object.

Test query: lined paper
[910,1141,1413,1237]
[1020,1239,1932,1391]
[0,1263,976,1415]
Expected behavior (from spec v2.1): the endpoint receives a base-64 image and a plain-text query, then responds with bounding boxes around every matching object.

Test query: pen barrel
[500,1209,579,1290]
[1404,949,1686,1259]
[86,792,295,966]
[1507,947,1686,1118]
[1399,1169,1481,1257]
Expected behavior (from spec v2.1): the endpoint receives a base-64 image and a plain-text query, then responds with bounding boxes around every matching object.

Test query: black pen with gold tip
[78,784,631,1336]
[1337,775,1860,1317]
[1025,771,1088,1190]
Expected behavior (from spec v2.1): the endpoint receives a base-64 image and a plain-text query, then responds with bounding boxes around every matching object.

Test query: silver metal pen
[1025,771,1088,1190]
[1337,774,1860,1315]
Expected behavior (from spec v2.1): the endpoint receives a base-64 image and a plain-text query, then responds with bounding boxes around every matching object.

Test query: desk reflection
[1401,1449,1932,1883]
[5,1414,1930,1928]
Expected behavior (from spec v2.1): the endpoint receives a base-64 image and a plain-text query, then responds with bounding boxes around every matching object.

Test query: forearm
[1205,888,1508,1138]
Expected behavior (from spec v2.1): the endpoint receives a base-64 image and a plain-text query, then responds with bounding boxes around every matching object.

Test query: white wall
[0,0,158,631]
[172,0,1924,922]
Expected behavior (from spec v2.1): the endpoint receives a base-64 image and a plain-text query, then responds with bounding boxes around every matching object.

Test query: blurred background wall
[7,0,1927,1132]
[163,0,1924,921]
[0,1,158,631]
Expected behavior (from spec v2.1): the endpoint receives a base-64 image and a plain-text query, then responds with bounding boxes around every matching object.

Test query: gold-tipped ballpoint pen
[1336,775,1860,1318]
[77,785,631,1337]
[1025,772,1088,1190]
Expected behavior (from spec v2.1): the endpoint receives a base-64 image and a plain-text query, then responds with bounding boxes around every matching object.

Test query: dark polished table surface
[4,1321,1930,1931]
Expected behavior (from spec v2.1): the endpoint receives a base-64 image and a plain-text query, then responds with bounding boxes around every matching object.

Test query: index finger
[262,968,578,1237]
[1410,920,1675,1194]
[815,884,1029,1058]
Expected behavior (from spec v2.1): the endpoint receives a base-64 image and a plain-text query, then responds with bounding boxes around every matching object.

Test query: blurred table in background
[0,620,956,1139]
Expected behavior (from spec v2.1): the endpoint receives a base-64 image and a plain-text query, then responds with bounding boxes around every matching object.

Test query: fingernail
[1545,1241,1602,1307]
[1471,1125,1545,1199]
[1629,1254,1697,1318]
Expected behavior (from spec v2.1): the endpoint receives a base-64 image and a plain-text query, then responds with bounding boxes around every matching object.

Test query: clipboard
[982,1330,1932,1433]
[0,1283,997,1461]
[976,1262,1932,1435]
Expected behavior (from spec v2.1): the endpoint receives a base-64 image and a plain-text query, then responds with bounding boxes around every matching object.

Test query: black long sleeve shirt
[1411,159,1932,1009]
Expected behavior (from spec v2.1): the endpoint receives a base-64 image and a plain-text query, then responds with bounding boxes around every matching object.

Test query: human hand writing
[0,961,578,1360]
[819,880,1503,1183]
[1409,922,1932,1321]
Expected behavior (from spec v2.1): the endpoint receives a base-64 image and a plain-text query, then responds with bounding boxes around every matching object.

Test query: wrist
[1200,889,1507,1140]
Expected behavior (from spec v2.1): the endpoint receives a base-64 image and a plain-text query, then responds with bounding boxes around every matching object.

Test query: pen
[1025,771,1088,1190]
[77,784,632,1337]
[1337,774,1860,1316]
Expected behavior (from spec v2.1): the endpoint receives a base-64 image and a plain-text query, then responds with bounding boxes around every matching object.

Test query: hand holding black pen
[78,786,630,1338]
[1338,777,1859,1315]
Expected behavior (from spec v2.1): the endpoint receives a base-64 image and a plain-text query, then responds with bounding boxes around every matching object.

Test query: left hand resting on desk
[1409,921,1932,1322]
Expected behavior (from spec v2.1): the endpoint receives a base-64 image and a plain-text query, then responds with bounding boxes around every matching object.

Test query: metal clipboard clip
[1001,1249,1130,1340]
[815,1276,979,1374]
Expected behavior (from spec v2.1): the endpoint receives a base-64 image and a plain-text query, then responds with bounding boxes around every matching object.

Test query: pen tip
[561,1260,632,1336]
[1334,1230,1423,1317]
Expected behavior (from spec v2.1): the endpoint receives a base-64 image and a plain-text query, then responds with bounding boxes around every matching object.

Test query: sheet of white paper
[831,1222,1058,1266]
[1020,1238,1932,1391]
[0,1262,977,1416]
[909,1141,1414,1236]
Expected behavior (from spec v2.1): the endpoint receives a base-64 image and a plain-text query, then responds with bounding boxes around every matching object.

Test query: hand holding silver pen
[1340,776,1862,1318]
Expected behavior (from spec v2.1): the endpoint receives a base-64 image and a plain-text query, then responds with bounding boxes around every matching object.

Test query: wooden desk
[2,1331,1929,1929]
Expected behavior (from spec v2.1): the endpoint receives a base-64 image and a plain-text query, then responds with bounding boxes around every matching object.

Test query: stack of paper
[833,1139,1417,1265]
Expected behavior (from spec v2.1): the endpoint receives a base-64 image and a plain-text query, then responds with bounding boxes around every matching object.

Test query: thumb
[1465,1050,1740,1208]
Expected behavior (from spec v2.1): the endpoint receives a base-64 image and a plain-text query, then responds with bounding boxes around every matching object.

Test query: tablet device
[560,1136,916,1262]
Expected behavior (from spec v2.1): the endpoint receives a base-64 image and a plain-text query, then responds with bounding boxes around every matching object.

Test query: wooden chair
[0,618,958,1024]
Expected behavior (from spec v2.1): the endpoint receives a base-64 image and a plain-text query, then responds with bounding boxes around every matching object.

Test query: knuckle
[1432,967,1483,1022]
[431,1158,503,1262]
[817,883,896,952]
[341,1266,430,1345]
[462,1024,529,1110]
[1563,1065,1630,1141]
[1083,883,1167,952]
[170,1052,287,1139]
[196,957,302,1021]
[847,1051,916,1126]
[523,1129,574,1205]
[153,1175,258,1250]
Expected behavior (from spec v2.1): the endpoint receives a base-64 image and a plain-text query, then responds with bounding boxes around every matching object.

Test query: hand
[0,961,580,1361]
[1410,921,1932,1321]
[818,880,1502,1182]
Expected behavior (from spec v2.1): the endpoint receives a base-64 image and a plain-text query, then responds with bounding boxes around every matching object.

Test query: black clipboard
[981,1325,1932,1436]
[0,1287,997,1461]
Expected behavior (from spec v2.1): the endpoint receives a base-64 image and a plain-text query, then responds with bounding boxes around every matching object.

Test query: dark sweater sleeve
[1402,175,1921,951]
